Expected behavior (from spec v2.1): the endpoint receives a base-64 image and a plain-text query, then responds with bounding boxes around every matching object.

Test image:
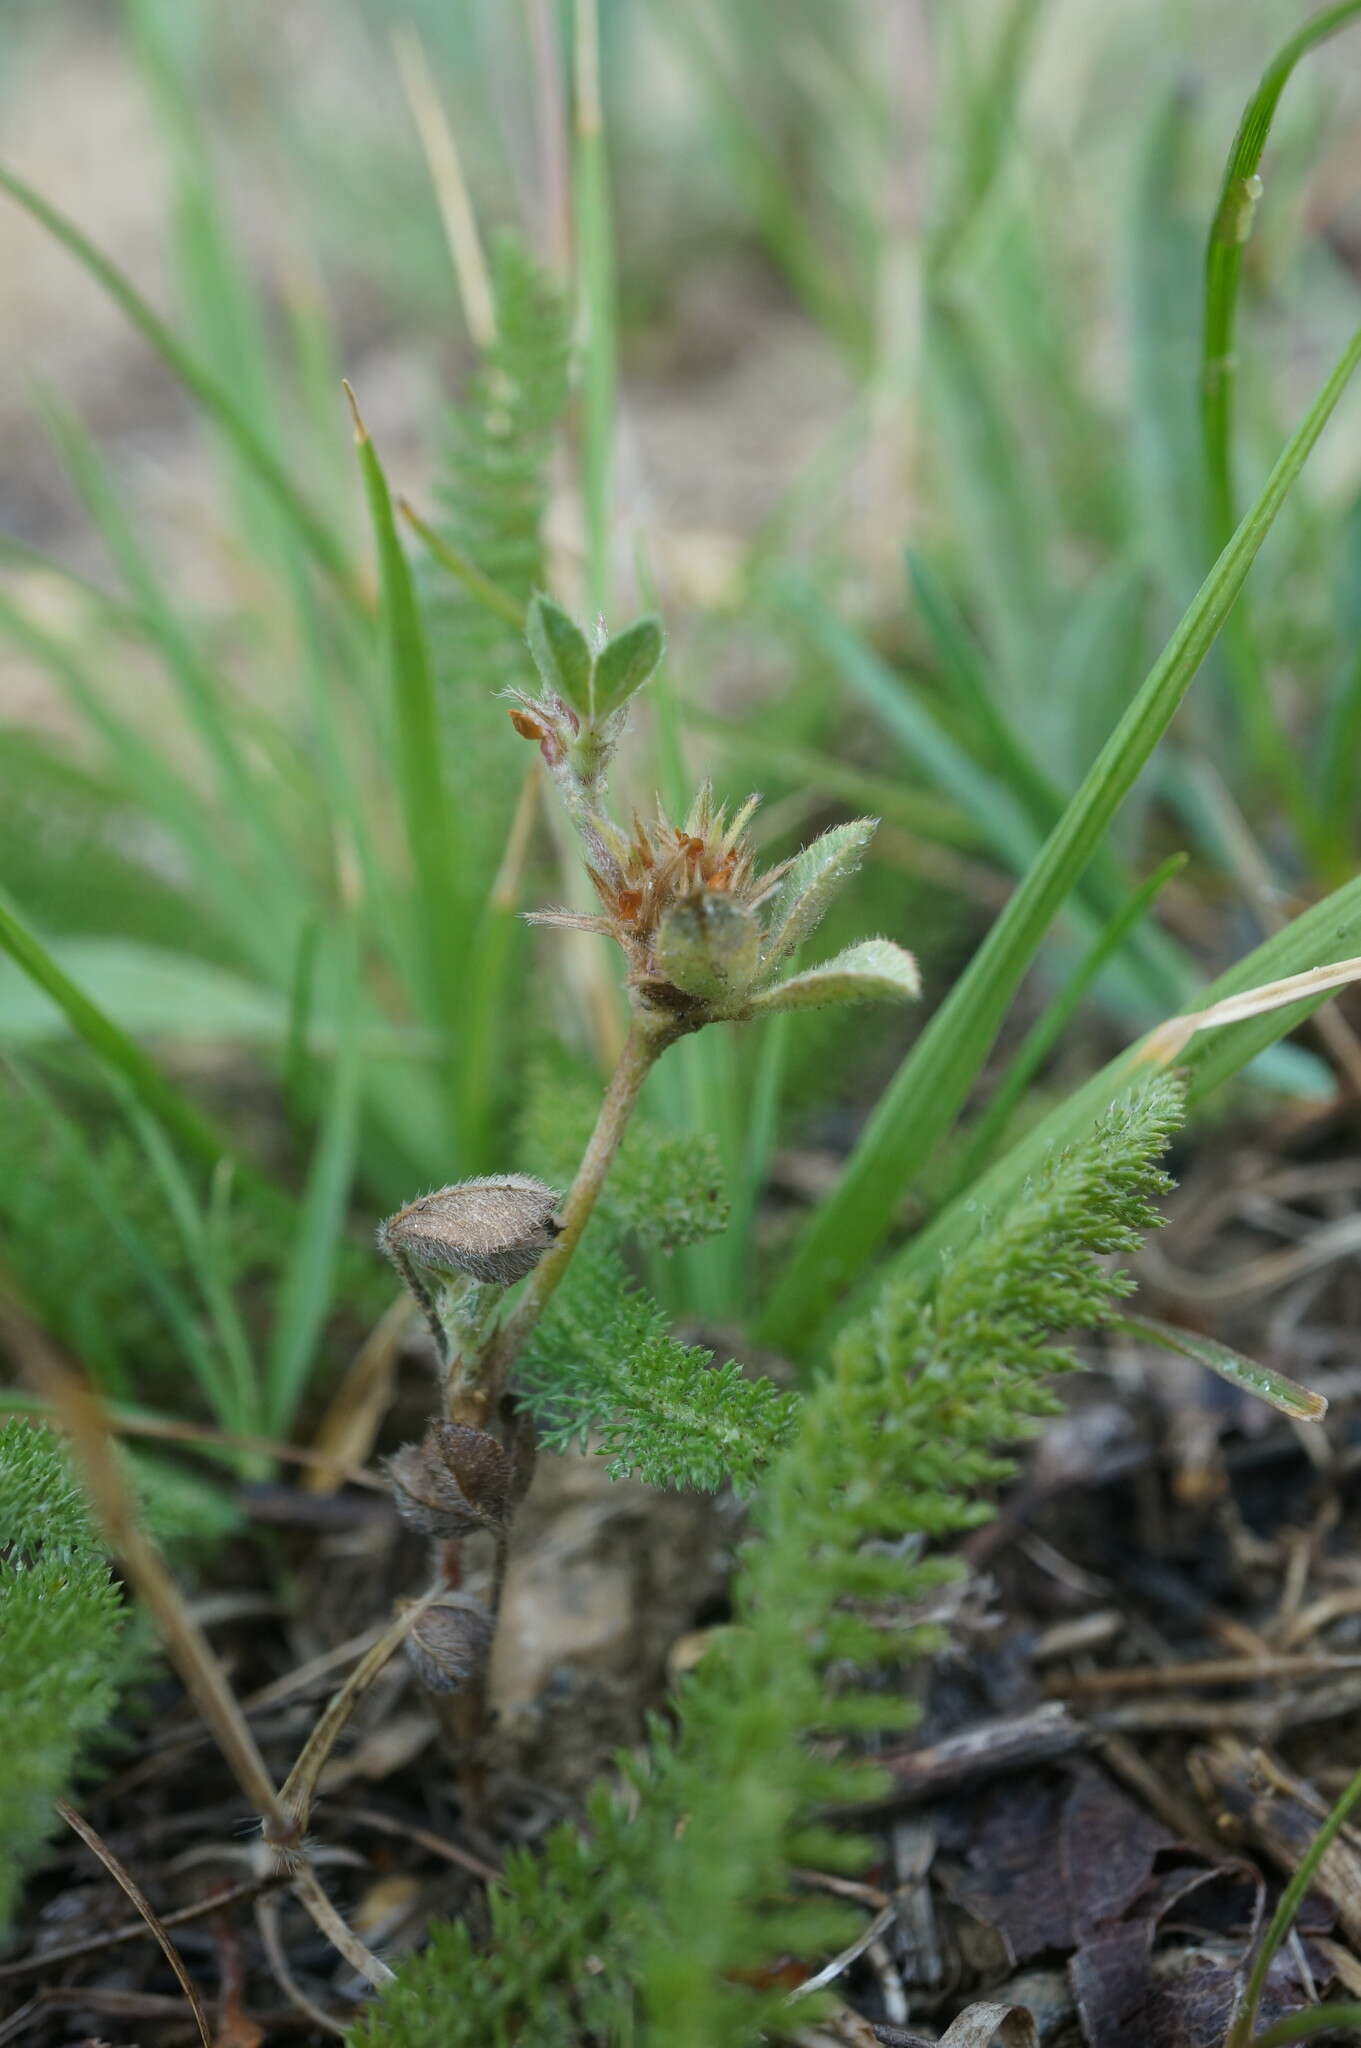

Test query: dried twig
[1053,1651,1361,1696]
[847,1702,1089,1814]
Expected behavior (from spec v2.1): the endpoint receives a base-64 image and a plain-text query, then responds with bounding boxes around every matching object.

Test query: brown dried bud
[404,1596,493,1695]
[386,1420,513,1538]
[508,706,548,742]
[379,1174,561,1288]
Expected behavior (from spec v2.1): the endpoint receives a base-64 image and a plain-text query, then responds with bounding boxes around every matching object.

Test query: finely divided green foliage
[425,239,572,1166]
[0,221,575,1430]
[516,1238,798,1493]
[0,1421,124,1930]
[901,862,1361,1294]
[358,1077,1183,2043]
[350,1782,649,2048]
[432,237,571,690]
[638,1075,1183,2046]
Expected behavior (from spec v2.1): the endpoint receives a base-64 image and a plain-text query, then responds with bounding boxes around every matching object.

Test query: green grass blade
[122,1101,259,1436]
[731,1008,792,1318]
[38,394,294,881]
[399,499,526,629]
[1128,85,1207,612]
[0,893,232,1177]
[284,915,321,1128]
[901,863,1361,1294]
[777,575,1038,870]
[574,0,616,616]
[7,1060,234,1427]
[1198,4,1361,834]
[347,387,464,1151]
[645,3,865,360]
[0,530,145,634]
[760,316,1361,1352]
[783,576,1184,1021]
[0,160,360,604]
[682,703,979,848]
[1201,0,1361,552]
[265,942,362,1436]
[906,549,1064,823]
[1247,2006,1361,2048]
[0,593,279,974]
[1227,1762,1361,2047]
[923,297,1054,693]
[1116,1313,1326,1423]
[908,552,1187,1007]
[928,0,1044,276]
[943,853,1186,1200]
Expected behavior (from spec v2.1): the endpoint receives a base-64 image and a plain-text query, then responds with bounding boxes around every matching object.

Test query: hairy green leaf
[593,615,665,716]
[759,816,879,970]
[750,937,922,1014]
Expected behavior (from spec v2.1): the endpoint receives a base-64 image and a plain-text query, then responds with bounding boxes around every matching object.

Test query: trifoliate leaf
[593,615,664,715]
[750,937,921,1014]
[526,594,593,715]
[760,818,879,969]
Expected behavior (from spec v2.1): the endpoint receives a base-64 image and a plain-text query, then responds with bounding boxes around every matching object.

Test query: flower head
[529,784,921,1025]
[508,596,922,1031]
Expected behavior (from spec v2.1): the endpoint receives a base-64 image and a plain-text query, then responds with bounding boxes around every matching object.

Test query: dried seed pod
[379,1174,561,1289]
[386,1420,513,1538]
[404,1596,494,1695]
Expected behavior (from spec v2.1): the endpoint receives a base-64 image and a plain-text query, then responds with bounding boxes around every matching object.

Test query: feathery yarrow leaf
[516,1240,797,1493]
[637,1075,1184,2046]
[0,1420,125,1930]
[425,237,572,923]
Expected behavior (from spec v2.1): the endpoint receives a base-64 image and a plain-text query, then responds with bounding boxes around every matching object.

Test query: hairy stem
[432,1010,678,1791]
[454,1010,676,1423]
[290,1864,395,1989]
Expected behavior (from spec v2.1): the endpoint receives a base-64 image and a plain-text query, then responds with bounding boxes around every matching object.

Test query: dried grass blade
[56,1799,212,2048]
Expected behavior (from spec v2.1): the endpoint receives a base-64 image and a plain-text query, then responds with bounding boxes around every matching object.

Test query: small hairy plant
[371,608,921,1752]
[354,1074,1186,2045]
[0,1419,124,1929]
